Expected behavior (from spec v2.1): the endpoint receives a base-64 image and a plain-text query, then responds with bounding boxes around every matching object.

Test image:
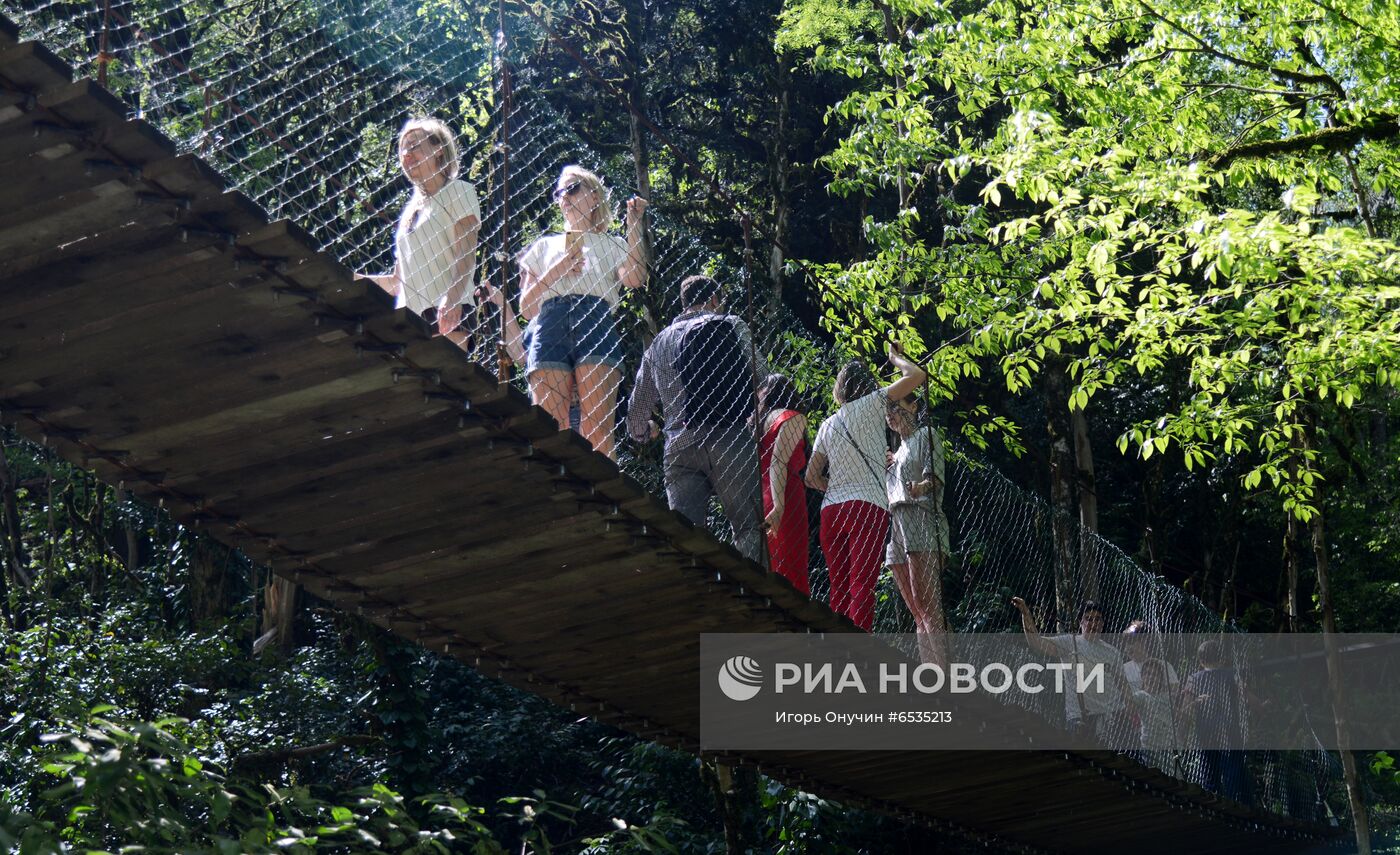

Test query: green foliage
[1,715,505,854]
[1,438,960,854]
[787,0,1400,520]
[774,0,880,57]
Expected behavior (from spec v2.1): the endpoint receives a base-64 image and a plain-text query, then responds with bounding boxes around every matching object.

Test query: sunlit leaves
[781,0,1400,518]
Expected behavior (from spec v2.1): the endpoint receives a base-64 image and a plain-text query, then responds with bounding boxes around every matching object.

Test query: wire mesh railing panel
[0,0,1346,820]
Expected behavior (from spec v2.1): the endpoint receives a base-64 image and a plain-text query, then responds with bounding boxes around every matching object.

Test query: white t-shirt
[395,179,481,315]
[812,390,890,509]
[518,231,631,308]
[1046,634,1125,718]
[887,428,944,507]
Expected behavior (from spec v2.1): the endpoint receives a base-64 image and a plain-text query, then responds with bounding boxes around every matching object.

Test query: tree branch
[1301,0,1400,51]
[231,734,379,774]
[1291,38,1347,100]
[1138,1,1349,94]
[1184,81,1328,99]
[1212,113,1399,168]
[1341,150,1378,237]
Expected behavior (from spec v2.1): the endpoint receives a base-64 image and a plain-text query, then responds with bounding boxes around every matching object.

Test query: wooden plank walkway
[0,17,1338,853]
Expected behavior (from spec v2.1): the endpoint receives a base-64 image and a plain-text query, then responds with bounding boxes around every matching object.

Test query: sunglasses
[553,180,586,200]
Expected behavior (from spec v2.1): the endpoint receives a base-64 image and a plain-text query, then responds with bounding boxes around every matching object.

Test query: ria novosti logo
[717,655,763,701]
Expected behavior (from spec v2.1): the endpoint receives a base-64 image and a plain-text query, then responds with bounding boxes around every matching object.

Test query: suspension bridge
[0,5,1347,852]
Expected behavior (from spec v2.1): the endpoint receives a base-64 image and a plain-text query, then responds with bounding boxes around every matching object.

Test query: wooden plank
[250,479,572,576]
[0,161,264,285]
[0,263,425,412]
[423,590,769,671]
[317,502,610,586]
[1,240,275,355]
[0,180,165,264]
[0,135,132,207]
[1,292,378,432]
[458,563,802,648]
[224,443,520,540]
[37,81,177,163]
[0,41,75,103]
[0,209,193,283]
[117,365,422,456]
[166,407,471,497]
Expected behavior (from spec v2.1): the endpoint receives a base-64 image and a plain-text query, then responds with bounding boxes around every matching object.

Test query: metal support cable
[495,0,515,383]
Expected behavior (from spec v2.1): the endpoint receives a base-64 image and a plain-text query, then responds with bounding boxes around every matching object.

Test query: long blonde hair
[557,164,613,232]
[399,117,460,184]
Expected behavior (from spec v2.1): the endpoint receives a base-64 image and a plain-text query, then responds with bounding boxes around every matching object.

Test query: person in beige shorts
[884,394,950,663]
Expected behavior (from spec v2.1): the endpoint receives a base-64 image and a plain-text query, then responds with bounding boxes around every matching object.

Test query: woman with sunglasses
[517,165,648,459]
[358,118,507,346]
[805,342,926,630]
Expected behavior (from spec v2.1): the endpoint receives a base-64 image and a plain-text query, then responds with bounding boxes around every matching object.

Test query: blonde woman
[359,117,508,345]
[517,166,647,458]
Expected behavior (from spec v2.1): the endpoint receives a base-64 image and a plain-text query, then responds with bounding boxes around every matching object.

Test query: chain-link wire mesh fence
[0,0,1346,818]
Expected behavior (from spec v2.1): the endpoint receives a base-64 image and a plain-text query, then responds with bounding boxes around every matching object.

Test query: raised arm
[618,196,649,290]
[884,341,928,402]
[1011,596,1060,658]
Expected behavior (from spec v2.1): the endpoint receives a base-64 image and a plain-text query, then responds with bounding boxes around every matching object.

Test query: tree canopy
[798,0,1400,519]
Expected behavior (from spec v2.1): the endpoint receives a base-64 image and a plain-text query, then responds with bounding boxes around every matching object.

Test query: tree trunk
[1303,427,1371,853]
[622,0,657,336]
[1282,512,1302,632]
[188,537,229,622]
[1216,541,1240,620]
[0,446,33,596]
[122,489,141,574]
[768,60,793,304]
[703,759,759,854]
[1141,457,1164,581]
[621,0,651,210]
[1044,361,1077,628]
[707,760,743,854]
[1311,506,1372,852]
[257,574,300,657]
[1071,406,1099,600]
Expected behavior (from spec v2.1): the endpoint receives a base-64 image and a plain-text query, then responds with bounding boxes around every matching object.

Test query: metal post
[494,0,514,384]
[97,0,113,88]
[741,215,770,572]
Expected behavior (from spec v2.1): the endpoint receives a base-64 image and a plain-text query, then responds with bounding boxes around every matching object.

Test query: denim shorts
[523,294,624,375]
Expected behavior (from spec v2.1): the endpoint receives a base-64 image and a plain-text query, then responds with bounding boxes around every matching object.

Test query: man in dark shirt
[1183,639,1250,804]
[627,275,763,562]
